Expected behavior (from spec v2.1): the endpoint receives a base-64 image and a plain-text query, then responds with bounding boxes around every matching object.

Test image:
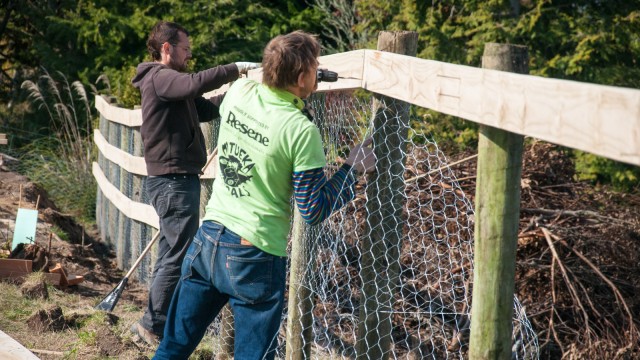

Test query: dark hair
[262,31,320,89]
[146,21,189,61]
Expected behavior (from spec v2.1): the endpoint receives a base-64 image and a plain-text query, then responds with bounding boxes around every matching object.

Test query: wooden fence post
[117,123,131,269]
[130,112,153,283]
[106,96,120,247]
[356,30,416,359]
[96,101,108,243]
[469,43,528,360]
[285,207,314,359]
[285,92,326,359]
[201,121,235,358]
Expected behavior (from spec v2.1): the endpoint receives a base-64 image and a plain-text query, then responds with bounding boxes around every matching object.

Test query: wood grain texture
[95,95,142,127]
[94,129,147,176]
[362,50,640,166]
[97,51,640,167]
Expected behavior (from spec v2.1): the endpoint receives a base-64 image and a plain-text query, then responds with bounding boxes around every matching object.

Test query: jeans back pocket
[227,253,273,304]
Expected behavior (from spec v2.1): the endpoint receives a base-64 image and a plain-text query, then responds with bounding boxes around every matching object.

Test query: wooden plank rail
[0,133,7,145]
[0,330,40,360]
[245,51,640,167]
[360,50,640,167]
[92,162,159,229]
[96,51,640,167]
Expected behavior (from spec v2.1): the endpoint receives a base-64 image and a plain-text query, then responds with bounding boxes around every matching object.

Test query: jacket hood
[131,62,165,89]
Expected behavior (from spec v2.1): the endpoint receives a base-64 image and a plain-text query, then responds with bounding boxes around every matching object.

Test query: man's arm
[292,165,358,225]
[154,64,239,100]
[293,137,376,225]
[194,94,225,123]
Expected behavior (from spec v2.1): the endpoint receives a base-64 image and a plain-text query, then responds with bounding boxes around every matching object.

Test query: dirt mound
[442,141,640,358]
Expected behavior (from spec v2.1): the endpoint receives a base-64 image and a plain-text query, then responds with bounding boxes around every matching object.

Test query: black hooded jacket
[131,62,239,175]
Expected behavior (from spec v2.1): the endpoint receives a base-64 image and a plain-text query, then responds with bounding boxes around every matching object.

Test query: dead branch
[552,233,638,345]
[540,227,592,338]
[522,208,636,226]
[405,154,478,184]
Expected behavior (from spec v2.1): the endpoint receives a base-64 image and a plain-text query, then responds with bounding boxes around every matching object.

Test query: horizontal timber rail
[93,46,639,284]
[96,50,640,170]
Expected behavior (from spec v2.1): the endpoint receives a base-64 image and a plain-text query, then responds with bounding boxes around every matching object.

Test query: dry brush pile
[310,140,639,359]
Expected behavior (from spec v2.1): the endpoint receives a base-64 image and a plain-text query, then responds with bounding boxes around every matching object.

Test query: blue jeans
[153,221,287,360]
[141,174,201,336]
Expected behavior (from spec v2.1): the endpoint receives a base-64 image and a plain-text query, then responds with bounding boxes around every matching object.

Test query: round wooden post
[285,207,314,359]
[106,99,120,247]
[130,118,148,281]
[469,43,528,360]
[285,92,325,359]
[356,30,416,360]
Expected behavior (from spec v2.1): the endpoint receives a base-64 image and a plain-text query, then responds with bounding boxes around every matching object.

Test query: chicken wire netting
[201,90,539,359]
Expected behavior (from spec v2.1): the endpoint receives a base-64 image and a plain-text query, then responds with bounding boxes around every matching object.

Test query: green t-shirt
[203,78,326,256]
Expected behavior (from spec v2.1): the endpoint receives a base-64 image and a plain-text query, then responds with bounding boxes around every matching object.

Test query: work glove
[345,137,376,175]
[235,62,260,75]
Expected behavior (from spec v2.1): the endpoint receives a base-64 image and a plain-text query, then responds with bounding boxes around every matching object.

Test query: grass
[0,276,152,359]
[19,70,97,224]
[0,276,234,359]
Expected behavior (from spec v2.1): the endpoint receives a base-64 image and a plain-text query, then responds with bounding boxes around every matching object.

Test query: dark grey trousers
[140,174,201,336]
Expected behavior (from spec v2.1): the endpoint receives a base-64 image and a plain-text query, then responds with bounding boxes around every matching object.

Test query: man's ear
[162,42,172,56]
[297,71,306,88]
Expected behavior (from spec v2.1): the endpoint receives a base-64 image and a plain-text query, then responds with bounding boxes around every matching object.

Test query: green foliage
[411,111,478,152]
[17,138,97,223]
[312,0,640,188]
[4,0,640,195]
[574,151,640,192]
[98,66,141,109]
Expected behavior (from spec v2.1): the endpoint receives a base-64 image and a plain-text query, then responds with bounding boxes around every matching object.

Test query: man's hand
[235,62,260,75]
[345,137,376,175]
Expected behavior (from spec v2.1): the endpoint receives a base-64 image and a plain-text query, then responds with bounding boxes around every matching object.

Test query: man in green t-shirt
[154,30,375,360]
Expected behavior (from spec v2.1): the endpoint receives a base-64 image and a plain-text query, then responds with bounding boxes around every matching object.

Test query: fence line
[94,39,639,358]
[94,49,640,240]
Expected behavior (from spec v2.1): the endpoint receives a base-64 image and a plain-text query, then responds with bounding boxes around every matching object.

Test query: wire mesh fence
[95,88,539,358]
[195,90,540,359]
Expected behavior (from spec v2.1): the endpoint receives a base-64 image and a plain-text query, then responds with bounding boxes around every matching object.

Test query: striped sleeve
[292,164,359,225]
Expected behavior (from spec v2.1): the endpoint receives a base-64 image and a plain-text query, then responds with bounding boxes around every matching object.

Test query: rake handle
[123,230,160,279]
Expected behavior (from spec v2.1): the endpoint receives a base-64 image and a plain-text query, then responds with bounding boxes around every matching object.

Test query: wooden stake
[35,195,40,210]
[48,232,53,257]
[469,43,528,360]
[285,207,313,360]
[357,30,417,360]
[29,348,64,356]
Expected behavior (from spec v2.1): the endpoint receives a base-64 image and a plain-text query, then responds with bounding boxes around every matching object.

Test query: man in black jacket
[130,20,258,346]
